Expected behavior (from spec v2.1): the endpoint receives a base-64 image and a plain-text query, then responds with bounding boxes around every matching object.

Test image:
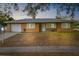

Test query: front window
[46,23,56,28]
[50,23,56,28]
[61,23,70,29]
[27,23,35,29]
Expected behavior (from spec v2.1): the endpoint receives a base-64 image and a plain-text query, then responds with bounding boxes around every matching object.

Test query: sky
[2,3,79,20]
[12,3,57,20]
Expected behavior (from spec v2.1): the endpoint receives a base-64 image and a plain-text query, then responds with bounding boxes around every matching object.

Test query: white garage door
[11,24,21,32]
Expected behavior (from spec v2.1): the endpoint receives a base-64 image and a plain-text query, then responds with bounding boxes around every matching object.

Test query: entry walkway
[0,46,79,52]
[0,32,17,40]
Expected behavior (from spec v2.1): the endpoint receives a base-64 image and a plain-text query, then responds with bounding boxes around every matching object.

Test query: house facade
[5,18,75,32]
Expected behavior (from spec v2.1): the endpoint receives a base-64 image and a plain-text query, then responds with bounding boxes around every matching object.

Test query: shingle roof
[5,18,75,23]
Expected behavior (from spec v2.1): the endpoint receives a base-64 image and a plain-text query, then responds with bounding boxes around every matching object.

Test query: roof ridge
[16,18,56,20]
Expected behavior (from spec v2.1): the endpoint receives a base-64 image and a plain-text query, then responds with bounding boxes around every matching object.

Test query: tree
[0,3,18,26]
[0,11,14,32]
[0,3,79,20]
[52,3,79,20]
[0,3,18,32]
[23,3,50,19]
[23,3,79,20]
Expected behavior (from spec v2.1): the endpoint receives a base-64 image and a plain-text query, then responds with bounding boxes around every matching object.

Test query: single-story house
[4,18,75,32]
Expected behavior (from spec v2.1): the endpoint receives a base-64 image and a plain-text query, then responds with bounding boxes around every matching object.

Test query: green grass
[46,32,79,36]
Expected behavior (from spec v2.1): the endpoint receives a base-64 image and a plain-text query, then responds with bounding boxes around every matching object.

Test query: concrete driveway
[0,32,17,41]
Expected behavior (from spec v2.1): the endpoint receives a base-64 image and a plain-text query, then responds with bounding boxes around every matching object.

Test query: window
[46,23,56,28]
[61,23,70,29]
[27,23,35,29]
[50,23,56,28]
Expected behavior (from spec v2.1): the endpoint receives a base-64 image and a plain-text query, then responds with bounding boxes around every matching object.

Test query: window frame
[61,23,70,29]
[27,23,35,29]
[46,23,56,28]
[50,23,56,28]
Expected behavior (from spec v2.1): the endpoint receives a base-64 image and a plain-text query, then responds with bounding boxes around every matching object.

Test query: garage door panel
[11,24,21,32]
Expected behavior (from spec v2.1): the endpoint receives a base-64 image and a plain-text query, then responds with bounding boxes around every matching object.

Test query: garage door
[11,24,21,32]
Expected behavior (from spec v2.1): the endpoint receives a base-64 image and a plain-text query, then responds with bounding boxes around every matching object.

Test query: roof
[5,18,76,23]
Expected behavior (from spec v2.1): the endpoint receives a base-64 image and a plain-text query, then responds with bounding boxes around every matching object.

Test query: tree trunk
[71,15,74,21]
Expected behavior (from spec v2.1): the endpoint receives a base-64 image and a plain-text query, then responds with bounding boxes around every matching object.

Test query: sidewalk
[0,32,17,40]
[0,46,79,52]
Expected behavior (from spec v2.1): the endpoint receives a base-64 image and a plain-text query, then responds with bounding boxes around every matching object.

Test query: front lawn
[0,32,79,47]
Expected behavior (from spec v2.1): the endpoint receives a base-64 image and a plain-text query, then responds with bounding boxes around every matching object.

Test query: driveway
[0,32,17,41]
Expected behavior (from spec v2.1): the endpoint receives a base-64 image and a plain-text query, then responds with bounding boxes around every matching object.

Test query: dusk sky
[7,3,79,20]
[12,4,57,20]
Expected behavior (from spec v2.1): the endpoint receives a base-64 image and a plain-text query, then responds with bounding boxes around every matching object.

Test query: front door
[41,24,46,32]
